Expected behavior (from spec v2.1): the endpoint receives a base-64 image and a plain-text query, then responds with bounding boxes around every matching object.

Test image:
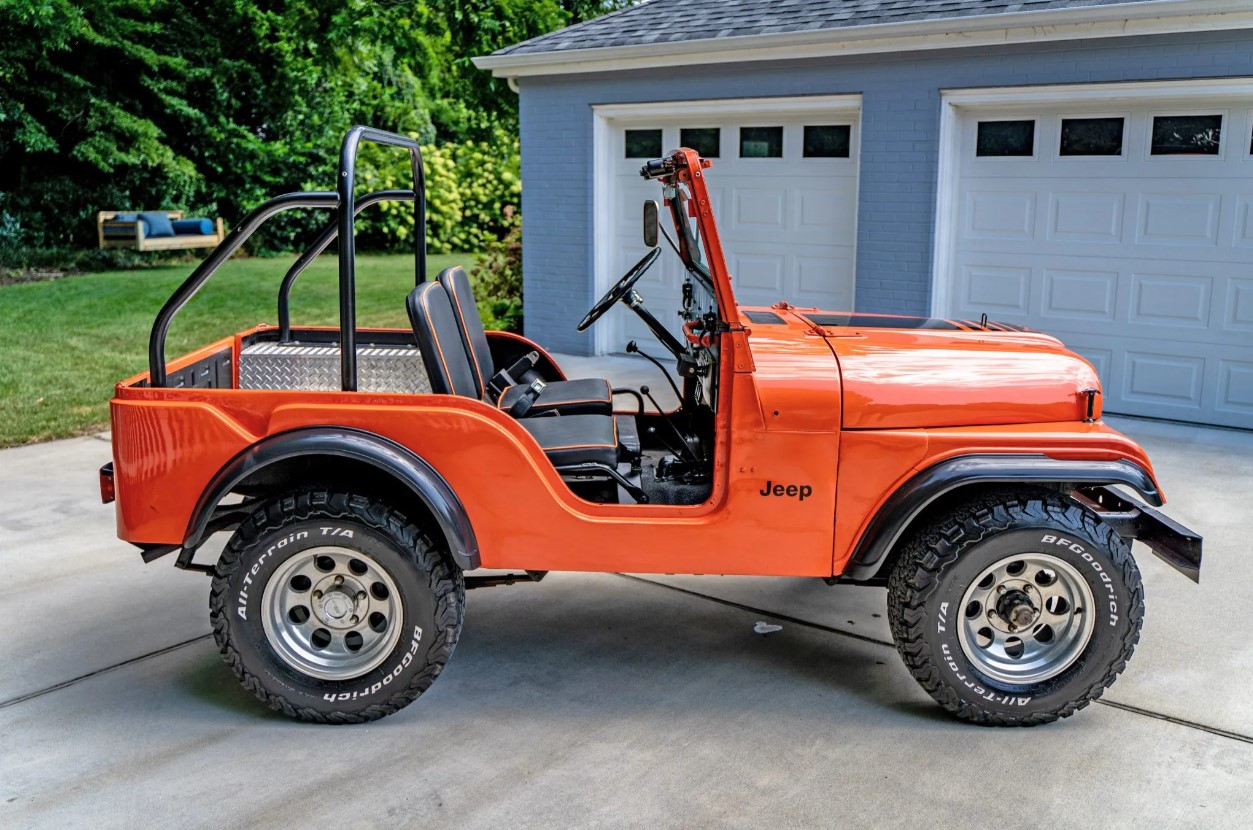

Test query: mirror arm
[658,222,682,259]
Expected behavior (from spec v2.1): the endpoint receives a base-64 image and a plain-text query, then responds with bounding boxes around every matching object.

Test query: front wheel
[887,490,1144,726]
[209,491,464,723]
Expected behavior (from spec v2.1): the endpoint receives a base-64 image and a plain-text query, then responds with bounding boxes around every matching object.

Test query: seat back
[436,266,493,398]
[406,282,479,398]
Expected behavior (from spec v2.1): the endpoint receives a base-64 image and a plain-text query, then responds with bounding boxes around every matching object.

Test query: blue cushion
[102,222,139,238]
[113,212,138,222]
[172,218,214,236]
[139,211,175,238]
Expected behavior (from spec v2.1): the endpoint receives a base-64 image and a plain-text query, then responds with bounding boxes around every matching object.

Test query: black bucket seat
[406,281,620,471]
[436,266,613,417]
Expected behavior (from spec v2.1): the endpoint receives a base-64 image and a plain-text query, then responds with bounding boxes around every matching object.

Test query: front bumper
[1074,485,1203,583]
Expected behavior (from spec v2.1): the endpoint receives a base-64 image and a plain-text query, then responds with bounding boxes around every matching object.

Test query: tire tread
[208,490,464,724]
[886,488,1144,726]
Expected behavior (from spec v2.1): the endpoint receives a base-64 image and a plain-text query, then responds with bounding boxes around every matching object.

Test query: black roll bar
[277,188,415,343]
[337,126,426,391]
[149,191,338,388]
[148,126,427,390]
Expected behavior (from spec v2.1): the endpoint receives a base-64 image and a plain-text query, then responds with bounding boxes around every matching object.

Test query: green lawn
[0,253,475,447]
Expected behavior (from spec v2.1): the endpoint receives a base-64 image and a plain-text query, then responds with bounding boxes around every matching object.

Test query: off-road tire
[209,490,464,723]
[887,489,1144,726]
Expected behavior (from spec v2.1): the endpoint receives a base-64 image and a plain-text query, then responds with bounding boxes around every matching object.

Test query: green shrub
[352,131,520,255]
[471,206,522,332]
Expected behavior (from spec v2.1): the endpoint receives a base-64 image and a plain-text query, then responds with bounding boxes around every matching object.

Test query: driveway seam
[7,575,1252,750]
[0,632,212,711]
[618,573,1253,747]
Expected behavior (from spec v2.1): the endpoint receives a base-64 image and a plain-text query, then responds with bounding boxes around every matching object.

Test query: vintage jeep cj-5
[102,127,1202,725]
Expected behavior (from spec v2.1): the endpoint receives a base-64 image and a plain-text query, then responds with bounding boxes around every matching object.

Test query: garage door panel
[1129,273,1213,330]
[797,187,853,234]
[1123,350,1207,411]
[1042,268,1120,322]
[1031,333,1250,427]
[732,252,785,294]
[1218,359,1253,419]
[962,191,1036,241]
[1048,193,1125,244]
[731,187,786,230]
[956,264,1033,315]
[1233,195,1253,249]
[1135,194,1221,247]
[795,255,855,308]
[946,92,1253,428]
[962,178,1251,261]
[1226,279,1253,333]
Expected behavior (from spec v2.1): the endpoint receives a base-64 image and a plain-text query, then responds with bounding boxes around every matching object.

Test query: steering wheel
[576,248,661,332]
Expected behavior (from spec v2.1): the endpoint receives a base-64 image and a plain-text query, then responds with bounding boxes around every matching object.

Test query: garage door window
[803,125,851,158]
[1150,115,1222,156]
[740,127,783,158]
[1060,117,1124,156]
[625,129,662,158]
[976,120,1034,157]
[680,127,720,158]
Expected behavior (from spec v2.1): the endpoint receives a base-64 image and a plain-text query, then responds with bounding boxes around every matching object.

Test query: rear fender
[841,454,1161,582]
[181,427,479,570]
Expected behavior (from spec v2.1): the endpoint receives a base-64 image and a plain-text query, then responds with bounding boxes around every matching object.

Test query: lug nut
[356,591,367,601]
[333,575,344,585]
[350,615,359,625]
[313,590,323,600]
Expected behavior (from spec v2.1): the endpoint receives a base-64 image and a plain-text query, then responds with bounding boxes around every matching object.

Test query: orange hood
[795,312,1101,430]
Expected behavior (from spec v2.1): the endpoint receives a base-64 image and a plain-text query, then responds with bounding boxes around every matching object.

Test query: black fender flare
[841,454,1161,582]
[181,427,480,570]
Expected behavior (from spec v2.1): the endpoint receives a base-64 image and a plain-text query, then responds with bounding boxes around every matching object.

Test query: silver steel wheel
[957,552,1095,685]
[261,546,404,681]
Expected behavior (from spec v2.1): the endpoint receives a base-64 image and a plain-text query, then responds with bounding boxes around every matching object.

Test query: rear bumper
[1074,485,1203,583]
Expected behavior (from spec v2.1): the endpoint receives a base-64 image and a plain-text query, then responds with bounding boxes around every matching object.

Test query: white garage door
[597,99,860,352]
[943,87,1253,429]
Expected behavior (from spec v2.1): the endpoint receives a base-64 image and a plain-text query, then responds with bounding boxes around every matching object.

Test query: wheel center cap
[320,591,354,623]
[996,588,1039,631]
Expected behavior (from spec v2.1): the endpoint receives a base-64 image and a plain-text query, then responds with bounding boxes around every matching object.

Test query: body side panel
[830,421,1163,575]
[113,327,842,577]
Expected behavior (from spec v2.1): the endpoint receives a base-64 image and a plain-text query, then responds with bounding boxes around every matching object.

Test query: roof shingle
[492,0,1164,56]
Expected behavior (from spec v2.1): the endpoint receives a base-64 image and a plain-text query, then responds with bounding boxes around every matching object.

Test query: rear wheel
[210,490,464,723]
[887,490,1143,726]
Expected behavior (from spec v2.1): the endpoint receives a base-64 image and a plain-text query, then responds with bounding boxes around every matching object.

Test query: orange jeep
[102,127,1202,725]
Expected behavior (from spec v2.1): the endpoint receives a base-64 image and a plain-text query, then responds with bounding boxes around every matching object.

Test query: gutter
[473,0,1253,78]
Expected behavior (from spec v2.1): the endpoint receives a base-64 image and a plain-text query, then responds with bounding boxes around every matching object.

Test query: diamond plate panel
[239,343,431,394]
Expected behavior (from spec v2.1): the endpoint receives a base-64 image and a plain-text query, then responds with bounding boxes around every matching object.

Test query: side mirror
[643,200,659,248]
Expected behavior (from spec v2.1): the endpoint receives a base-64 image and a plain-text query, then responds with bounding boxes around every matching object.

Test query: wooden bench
[97,211,226,252]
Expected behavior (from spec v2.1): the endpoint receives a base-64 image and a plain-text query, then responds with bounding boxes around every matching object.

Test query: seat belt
[487,350,540,401]
[507,378,548,418]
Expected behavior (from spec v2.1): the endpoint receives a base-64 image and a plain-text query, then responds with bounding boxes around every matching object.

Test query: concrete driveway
[2,360,1250,828]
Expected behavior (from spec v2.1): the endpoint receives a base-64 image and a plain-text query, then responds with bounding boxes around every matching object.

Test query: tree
[432,0,630,140]
[0,0,628,259]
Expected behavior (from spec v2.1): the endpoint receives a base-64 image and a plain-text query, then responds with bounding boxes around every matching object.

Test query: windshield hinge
[728,327,755,373]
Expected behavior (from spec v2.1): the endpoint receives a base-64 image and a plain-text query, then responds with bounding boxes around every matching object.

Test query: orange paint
[108,148,1168,579]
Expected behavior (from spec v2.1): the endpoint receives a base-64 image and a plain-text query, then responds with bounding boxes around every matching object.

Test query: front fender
[181,427,480,570]
[841,454,1161,582]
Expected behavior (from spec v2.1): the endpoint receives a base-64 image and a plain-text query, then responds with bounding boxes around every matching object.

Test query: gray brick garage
[476,0,1253,428]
